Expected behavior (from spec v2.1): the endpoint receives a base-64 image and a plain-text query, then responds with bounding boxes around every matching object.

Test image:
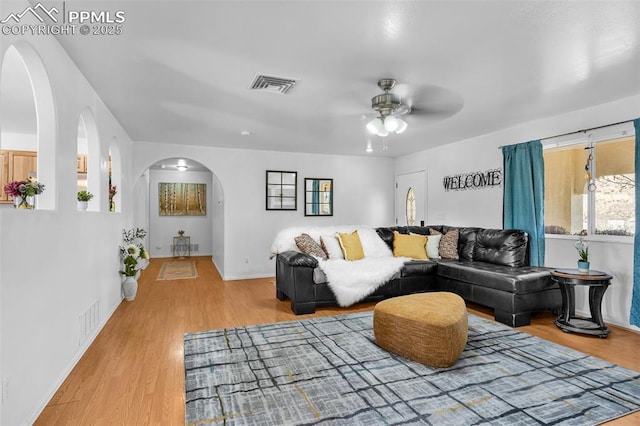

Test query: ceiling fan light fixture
[395,118,408,134]
[384,115,399,132]
[366,117,384,135]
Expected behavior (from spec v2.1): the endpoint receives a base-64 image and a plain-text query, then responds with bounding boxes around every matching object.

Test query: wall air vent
[249,74,298,94]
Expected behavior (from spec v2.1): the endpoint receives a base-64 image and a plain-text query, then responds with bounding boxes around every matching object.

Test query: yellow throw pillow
[336,230,365,261]
[393,231,429,260]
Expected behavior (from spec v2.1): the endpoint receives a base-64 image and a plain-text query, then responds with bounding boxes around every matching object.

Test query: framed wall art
[159,182,207,216]
[266,170,297,210]
[305,178,333,216]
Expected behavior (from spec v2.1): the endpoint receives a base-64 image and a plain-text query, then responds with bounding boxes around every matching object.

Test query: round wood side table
[551,269,612,338]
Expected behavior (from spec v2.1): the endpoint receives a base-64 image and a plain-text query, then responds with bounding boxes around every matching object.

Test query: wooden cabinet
[0,151,7,202]
[77,154,87,173]
[0,150,37,203]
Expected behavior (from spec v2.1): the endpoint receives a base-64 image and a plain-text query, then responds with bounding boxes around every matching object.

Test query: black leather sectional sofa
[275,225,562,327]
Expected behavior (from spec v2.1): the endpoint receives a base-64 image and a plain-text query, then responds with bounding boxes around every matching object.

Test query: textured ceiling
[33,1,640,156]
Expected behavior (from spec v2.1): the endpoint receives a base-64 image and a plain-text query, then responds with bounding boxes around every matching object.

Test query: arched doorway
[139,158,225,276]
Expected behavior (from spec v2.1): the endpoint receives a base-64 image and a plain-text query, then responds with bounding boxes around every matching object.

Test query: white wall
[395,94,640,330]
[211,174,225,276]
[148,169,214,258]
[133,144,395,280]
[0,132,37,151]
[0,3,136,423]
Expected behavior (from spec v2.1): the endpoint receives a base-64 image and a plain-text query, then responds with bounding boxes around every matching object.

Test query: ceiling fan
[366,78,410,137]
[365,78,465,137]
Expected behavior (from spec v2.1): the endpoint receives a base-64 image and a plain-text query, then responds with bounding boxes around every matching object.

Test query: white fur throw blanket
[270,225,408,307]
[318,257,409,307]
[269,225,392,258]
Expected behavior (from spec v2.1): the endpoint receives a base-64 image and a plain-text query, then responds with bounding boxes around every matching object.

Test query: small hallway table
[551,269,612,338]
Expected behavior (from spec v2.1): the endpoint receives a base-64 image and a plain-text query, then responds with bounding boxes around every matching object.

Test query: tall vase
[14,195,35,209]
[122,276,138,301]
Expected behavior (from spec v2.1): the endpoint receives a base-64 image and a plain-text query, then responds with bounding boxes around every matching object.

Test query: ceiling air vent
[249,74,298,94]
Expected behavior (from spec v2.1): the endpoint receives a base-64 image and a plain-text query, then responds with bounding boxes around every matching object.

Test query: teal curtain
[502,140,545,266]
[312,179,320,215]
[630,119,640,327]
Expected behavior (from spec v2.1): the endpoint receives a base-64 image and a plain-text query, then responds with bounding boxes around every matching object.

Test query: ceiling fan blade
[406,85,464,118]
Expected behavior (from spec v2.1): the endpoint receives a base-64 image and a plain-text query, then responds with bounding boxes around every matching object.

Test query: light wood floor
[36,256,640,425]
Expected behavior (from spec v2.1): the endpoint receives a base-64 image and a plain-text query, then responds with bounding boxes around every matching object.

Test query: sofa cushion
[473,229,528,267]
[401,260,439,277]
[406,226,429,235]
[295,233,327,260]
[437,260,554,294]
[426,234,441,259]
[430,228,459,259]
[376,227,408,251]
[320,234,344,260]
[393,231,428,259]
[457,227,480,261]
[337,230,364,261]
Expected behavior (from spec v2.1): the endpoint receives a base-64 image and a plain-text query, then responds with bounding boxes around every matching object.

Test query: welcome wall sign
[443,168,502,191]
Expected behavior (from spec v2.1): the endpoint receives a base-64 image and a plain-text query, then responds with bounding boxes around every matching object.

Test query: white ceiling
[47,1,640,157]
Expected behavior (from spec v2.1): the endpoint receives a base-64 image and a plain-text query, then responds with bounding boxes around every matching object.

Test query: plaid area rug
[156,261,198,280]
[184,312,640,425]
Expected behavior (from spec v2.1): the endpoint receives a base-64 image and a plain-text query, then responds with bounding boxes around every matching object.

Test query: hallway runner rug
[184,312,640,425]
[156,261,198,280]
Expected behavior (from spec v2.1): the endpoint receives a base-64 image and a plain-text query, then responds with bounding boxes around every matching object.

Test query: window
[406,188,416,226]
[544,133,635,237]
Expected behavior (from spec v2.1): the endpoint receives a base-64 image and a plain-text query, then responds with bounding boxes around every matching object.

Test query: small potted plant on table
[77,190,94,211]
[575,237,589,273]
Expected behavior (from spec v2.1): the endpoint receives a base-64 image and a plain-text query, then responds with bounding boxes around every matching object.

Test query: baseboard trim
[223,273,274,281]
[27,298,122,424]
[212,257,223,279]
[574,308,639,333]
[152,253,213,259]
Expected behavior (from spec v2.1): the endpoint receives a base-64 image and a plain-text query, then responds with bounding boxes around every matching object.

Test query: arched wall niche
[0,41,57,209]
[77,108,100,211]
[109,137,122,212]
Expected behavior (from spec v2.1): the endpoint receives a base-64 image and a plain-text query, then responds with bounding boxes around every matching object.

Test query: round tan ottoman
[373,292,468,368]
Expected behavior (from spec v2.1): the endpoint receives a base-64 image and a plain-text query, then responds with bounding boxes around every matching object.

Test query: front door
[395,171,426,226]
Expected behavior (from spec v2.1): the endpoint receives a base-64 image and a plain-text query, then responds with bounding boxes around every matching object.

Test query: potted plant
[3,176,45,209]
[119,228,149,301]
[575,237,589,273]
[77,190,94,211]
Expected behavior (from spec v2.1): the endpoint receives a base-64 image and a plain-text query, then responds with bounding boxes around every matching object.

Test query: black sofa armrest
[278,251,319,268]
[276,251,318,315]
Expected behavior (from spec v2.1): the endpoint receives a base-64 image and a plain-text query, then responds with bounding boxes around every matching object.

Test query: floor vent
[79,301,99,346]
[249,74,298,94]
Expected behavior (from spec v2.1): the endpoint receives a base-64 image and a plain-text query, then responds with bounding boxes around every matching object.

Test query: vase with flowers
[119,228,149,301]
[4,176,45,209]
[575,237,590,273]
[109,184,117,212]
